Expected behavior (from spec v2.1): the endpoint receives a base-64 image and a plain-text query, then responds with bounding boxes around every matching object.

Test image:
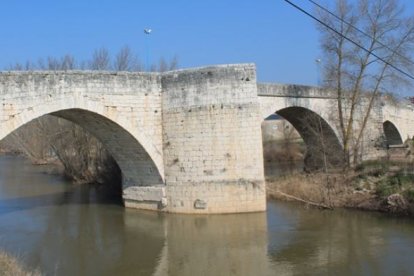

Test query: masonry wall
[382,99,414,142]
[2,68,410,214]
[0,71,165,197]
[161,64,266,213]
[257,84,388,163]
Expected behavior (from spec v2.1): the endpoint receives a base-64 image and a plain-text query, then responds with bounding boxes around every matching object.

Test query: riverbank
[0,251,40,275]
[266,162,414,216]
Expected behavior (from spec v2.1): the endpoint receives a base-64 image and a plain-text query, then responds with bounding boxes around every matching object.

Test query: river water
[1,155,414,275]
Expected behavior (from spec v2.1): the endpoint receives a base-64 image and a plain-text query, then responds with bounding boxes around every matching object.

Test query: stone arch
[266,106,344,170]
[0,102,164,189]
[383,120,403,146]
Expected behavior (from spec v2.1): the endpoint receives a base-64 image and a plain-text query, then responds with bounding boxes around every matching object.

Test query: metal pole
[144,28,152,71]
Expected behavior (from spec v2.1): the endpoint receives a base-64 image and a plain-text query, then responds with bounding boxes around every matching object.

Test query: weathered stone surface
[0,64,413,214]
[194,199,207,209]
[123,185,166,202]
[258,83,414,162]
[161,64,266,213]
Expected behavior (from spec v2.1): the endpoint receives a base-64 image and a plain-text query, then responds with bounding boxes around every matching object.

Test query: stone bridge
[1,64,413,214]
[258,83,414,166]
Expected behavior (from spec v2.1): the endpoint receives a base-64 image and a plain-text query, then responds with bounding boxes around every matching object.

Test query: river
[1,155,414,275]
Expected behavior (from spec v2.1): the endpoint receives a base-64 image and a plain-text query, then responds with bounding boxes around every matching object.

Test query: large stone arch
[265,106,344,170]
[0,96,164,189]
[383,120,403,146]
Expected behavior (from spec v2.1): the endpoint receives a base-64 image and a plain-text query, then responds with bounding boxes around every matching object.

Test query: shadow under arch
[1,108,164,190]
[269,106,344,170]
[50,108,164,188]
[383,120,403,146]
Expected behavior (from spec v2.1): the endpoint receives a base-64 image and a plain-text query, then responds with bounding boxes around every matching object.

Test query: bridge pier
[111,64,267,213]
[160,64,266,213]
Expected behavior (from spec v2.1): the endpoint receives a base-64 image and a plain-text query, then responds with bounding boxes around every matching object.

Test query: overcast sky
[1,0,414,95]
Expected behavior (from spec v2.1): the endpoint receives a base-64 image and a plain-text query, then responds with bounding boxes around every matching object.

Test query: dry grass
[0,251,40,276]
[266,173,377,210]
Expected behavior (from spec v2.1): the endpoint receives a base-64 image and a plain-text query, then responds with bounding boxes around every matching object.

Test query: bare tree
[5,47,178,73]
[149,56,179,72]
[114,46,141,71]
[46,56,62,70]
[89,47,111,70]
[317,0,414,167]
[7,63,23,71]
[158,57,168,72]
[169,55,179,71]
[60,54,76,70]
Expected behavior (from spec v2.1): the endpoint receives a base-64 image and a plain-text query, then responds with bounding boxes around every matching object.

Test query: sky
[1,0,414,96]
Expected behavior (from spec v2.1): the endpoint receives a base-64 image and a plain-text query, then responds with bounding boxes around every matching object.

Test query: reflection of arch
[383,120,403,146]
[1,106,164,189]
[267,107,344,170]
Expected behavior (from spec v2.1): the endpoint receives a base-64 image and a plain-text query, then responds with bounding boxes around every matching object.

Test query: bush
[356,160,389,176]
[403,189,414,203]
[398,174,414,186]
[376,176,401,197]
[375,171,414,199]
[376,183,395,198]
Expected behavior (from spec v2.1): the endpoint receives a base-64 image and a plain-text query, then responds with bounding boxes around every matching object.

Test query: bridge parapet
[258,83,336,99]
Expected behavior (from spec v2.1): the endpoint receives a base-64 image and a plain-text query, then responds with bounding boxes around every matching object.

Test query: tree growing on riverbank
[316,0,414,167]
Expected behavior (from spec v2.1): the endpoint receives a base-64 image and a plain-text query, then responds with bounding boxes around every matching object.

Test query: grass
[376,172,414,198]
[355,159,414,202]
[266,163,414,214]
[266,139,414,215]
[266,173,355,208]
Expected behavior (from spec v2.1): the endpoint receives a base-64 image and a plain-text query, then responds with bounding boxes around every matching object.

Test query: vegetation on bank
[262,0,414,216]
[315,0,414,168]
[0,251,40,276]
[267,156,414,216]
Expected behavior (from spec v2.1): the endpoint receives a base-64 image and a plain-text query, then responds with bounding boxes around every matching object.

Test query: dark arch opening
[263,107,344,172]
[383,120,403,146]
[0,109,164,204]
[51,109,163,187]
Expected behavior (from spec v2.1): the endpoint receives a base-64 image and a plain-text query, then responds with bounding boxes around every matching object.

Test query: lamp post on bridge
[315,58,322,87]
[144,28,152,71]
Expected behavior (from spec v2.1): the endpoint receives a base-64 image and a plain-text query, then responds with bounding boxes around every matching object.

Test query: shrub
[403,189,414,203]
[376,176,401,198]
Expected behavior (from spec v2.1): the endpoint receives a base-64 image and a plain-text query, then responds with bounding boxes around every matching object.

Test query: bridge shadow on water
[0,179,123,216]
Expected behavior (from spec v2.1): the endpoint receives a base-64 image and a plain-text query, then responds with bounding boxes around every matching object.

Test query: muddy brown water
[1,155,414,275]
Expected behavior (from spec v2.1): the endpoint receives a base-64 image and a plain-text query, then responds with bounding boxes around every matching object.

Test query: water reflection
[1,156,414,276]
[267,201,414,275]
[164,212,270,275]
[0,156,272,275]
